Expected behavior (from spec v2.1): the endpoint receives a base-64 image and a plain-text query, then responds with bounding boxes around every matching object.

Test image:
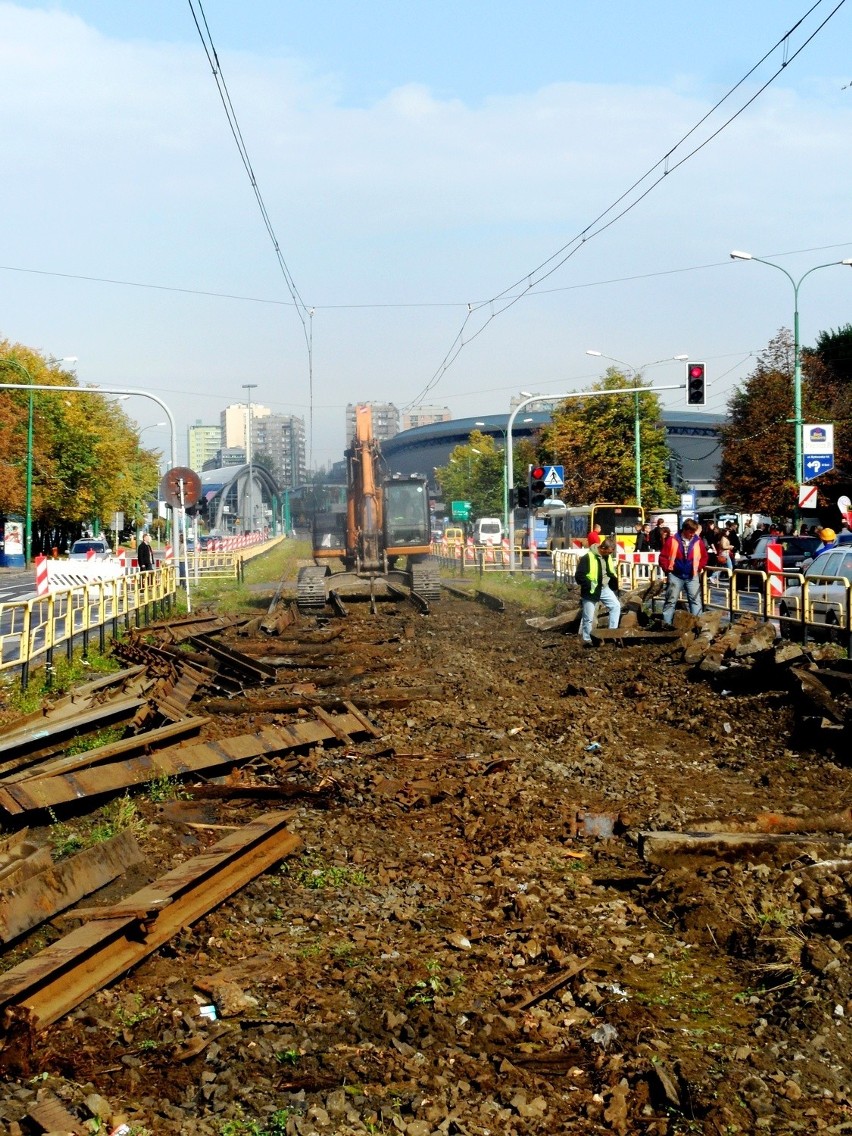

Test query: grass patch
[191,538,308,613]
[49,793,148,860]
[1,649,121,719]
[456,570,558,614]
[65,725,125,756]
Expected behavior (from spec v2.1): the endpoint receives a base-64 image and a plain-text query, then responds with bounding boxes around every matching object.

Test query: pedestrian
[743,523,766,556]
[714,528,733,574]
[635,523,653,552]
[136,532,154,573]
[726,522,742,559]
[659,518,708,625]
[575,538,621,647]
[586,523,602,547]
[649,518,666,552]
[814,527,838,557]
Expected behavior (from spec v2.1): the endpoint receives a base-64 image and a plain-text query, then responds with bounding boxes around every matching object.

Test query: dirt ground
[0,574,850,1135]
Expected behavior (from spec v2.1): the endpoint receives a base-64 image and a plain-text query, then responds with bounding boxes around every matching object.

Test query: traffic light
[529,464,548,508]
[686,362,706,405]
[516,485,530,508]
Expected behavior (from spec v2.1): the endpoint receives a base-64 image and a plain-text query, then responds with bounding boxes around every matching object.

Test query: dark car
[743,534,821,573]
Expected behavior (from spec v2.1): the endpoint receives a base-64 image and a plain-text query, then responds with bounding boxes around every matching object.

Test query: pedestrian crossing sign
[543,465,564,488]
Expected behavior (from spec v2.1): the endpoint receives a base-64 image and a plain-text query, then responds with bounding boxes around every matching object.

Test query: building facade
[221,402,271,449]
[345,402,399,445]
[187,421,223,474]
[251,413,306,489]
[401,405,452,431]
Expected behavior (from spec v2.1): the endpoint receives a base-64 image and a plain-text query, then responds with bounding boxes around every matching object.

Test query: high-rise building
[221,402,271,449]
[345,402,399,445]
[187,420,223,473]
[402,405,452,430]
[251,414,306,489]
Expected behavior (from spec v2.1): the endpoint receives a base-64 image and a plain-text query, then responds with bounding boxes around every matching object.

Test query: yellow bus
[547,503,644,551]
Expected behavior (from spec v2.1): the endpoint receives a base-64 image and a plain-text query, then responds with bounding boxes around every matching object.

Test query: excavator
[296,405,441,613]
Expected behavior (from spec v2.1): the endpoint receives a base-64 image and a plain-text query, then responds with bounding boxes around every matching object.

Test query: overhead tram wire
[403,0,847,411]
[186,0,316,467]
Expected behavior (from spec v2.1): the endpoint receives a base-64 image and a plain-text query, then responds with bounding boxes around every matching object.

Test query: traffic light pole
[505,384,683,571]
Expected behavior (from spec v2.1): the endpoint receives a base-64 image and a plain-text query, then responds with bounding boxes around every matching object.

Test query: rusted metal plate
[7,718,209,784]
[0,812,301,1030]
[189,635,278,682]
[0,713,376,816]
[0,829,142,943]
[0,696,148,770]
[26,1092,87,1134]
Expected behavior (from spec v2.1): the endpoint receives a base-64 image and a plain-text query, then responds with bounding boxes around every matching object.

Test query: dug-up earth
[0,572,851,1136]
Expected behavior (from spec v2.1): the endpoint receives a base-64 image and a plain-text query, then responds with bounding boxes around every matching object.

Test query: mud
[0,583,850,1135]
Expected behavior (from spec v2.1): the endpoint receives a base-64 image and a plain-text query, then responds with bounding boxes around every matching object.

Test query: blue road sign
[543,465,564,488]
[803,454,834,479]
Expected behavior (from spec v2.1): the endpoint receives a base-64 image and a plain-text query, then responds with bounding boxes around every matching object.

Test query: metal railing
[0,565,178,687]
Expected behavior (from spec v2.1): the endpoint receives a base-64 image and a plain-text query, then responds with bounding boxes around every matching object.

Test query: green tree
[803,324,852,492]
[539,368,677,508]
[0,340,160,553]
[435,431,504,519]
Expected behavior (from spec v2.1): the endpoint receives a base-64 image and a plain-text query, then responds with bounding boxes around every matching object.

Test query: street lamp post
[1,378,178,563]
[586,351,689,508]
[242,383,257,532]
[730,251,852,487]
[506,384,683,570]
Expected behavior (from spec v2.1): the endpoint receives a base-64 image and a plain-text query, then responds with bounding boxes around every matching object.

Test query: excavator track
[409,559,441,604]
[296,565,329,615]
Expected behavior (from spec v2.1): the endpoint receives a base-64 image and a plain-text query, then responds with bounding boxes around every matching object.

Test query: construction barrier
[0,565,178,687]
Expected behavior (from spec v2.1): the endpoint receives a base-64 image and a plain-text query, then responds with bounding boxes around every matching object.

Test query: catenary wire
[403,0,847,410]
[186,0,315,466]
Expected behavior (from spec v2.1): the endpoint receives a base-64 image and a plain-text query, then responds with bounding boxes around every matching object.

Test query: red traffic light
[531,466,545,481]
[686,361,706,406]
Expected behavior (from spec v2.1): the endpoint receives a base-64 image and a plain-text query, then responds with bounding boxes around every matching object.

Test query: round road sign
[159,467,202,509]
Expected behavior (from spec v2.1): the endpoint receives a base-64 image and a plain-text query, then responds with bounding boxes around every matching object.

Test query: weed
[218,1106,290,1135]
[407,958,463,1005]
[275,1048,302,1065]
[49,821,84,859]
[147,772,187,803]
[65,726,124,756]
[89,795,148,844]
[114,995,159,1029]
[296,860,368,890]
[138,1038,160,1052]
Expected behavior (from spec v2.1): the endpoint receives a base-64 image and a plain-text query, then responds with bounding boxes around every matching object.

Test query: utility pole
[242,383,257,531]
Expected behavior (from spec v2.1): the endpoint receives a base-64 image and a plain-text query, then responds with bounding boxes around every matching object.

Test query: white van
[475,518,503,546]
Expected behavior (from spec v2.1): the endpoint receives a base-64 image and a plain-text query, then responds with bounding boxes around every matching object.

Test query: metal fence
[0,566,178,687]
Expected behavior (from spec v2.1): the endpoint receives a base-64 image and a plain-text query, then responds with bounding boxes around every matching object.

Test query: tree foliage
[538,369,677,508]
[719,326,852,514]
[0,340,160,553]
[435,431,506,519]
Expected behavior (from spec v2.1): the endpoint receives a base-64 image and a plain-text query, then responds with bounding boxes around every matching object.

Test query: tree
[538,368,677,508]
[804,324,852,491]
[435,431,505,519]
[719,326,852,515]
[0,340,160,553]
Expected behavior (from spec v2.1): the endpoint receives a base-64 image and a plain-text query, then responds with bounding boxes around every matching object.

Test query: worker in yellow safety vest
[575,538,621,647]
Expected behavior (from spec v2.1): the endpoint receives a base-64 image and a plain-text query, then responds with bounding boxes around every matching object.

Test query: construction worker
[575,538,621,647]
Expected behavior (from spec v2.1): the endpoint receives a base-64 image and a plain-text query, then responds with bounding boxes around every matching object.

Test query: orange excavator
[296,405,440,613]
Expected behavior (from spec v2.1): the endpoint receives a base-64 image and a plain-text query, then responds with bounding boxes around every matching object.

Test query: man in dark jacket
[575,539,621,647]
[136,532,155,572]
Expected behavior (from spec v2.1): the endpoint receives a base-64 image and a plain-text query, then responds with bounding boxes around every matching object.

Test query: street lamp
[478,417,533,534]
[730,250,852,487]
[242,383,257,532]
[586,351,689,508]
[506,383,684,569]
[1,377,178,564]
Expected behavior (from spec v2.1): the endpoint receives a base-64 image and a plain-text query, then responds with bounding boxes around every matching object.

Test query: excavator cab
[383,477,431,553]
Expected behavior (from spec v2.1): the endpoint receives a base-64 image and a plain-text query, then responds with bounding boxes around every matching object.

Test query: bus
[547,503,645,552]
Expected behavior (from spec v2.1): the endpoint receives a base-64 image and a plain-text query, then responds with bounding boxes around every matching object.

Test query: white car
[780,547,852,630]
[69,538,112,561]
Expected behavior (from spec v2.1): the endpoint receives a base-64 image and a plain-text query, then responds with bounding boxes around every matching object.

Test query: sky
[1,0,851,469]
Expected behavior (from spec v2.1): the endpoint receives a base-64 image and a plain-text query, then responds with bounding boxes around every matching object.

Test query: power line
[404,0,848,410]
[186,0,315,463]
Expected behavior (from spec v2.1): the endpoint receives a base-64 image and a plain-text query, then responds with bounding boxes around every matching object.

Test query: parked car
[69,537,112,561]
[779,546,852,631]
[743,534,821,573]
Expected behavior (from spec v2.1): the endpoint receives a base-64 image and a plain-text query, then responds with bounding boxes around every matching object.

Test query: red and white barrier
[766,541,784,597]
[35,555,49,596]
[501,537,510,560]
[465,536,476,563]
[529,540,538,570]
[618,551,658,564]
